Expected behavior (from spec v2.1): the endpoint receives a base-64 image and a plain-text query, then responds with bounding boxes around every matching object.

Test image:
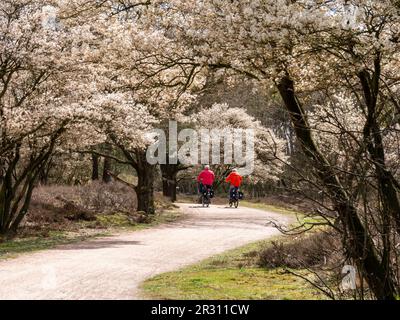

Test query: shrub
[258,231,341,269]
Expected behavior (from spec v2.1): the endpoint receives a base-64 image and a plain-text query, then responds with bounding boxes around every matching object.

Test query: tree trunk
[135,150,155,214]
[112,140,156,216]
[358,68,400,235]
[92,153,99,180]
[1,138,57,238]
[38,156,53,185]
[102,156,112,183]
[160,163,179,202]
[276,75,397,300]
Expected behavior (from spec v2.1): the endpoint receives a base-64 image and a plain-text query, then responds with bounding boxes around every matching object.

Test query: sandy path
[0,203,290,300]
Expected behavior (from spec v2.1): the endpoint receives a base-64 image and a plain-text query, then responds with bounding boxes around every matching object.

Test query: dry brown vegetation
[258,231,342,269]
[16,182,175,238]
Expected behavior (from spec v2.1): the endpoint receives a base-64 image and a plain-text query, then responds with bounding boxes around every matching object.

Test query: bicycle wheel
[235,200,239,208]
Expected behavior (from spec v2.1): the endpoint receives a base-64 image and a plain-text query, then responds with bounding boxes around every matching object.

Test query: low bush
[258,231,342,269]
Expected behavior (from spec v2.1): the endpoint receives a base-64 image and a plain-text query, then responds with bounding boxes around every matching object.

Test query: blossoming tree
[145,0,400,299]
[0,0,94,237]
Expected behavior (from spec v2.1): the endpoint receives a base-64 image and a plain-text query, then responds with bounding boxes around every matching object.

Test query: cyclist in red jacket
[225,168,243,200]
[197,165,215,195]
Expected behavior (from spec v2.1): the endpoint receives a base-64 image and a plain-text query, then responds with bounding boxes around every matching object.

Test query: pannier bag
[238,191,244,200]
[203,189,214,198]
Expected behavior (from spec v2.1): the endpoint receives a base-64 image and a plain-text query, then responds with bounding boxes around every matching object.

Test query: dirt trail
[0,203,290,300]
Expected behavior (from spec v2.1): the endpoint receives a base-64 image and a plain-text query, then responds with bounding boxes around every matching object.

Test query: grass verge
[239,200,302,216]
[240,200,329,228]
[141,236,326,300]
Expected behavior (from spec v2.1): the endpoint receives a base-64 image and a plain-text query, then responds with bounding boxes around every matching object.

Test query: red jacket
[197,169,215,186]
[225,172,242,187]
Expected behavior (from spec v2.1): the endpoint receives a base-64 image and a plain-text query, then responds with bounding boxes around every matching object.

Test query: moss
[95,213,136,228]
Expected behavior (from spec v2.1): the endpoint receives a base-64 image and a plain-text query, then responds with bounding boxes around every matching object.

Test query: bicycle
[229,188,240,208]
[201,185,213,208]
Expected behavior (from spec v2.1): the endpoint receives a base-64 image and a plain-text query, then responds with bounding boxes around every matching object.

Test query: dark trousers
[198,184,212,203]
[199,183,212,193]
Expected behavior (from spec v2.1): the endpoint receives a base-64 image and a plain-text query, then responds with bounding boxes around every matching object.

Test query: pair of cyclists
[197,165,243,203]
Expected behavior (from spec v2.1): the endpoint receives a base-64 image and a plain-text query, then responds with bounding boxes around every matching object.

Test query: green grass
[143,268,323,300]
[141,236,326,300]
[240,200,329,228]
[240,200,302,216]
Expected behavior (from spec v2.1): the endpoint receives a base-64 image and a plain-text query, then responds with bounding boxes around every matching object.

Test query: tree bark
[160,163,179,202]
[91,153,99,180]
[135,150,155,214]
[102,156,112,183]
[112,138,156,216]
[38,157,52,185]
[276,74,397,300]
[358,67,400,235]
[0,127,61,238]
